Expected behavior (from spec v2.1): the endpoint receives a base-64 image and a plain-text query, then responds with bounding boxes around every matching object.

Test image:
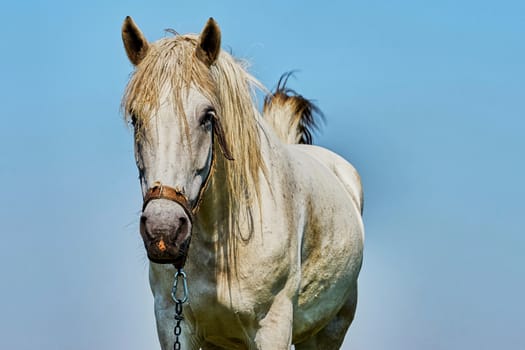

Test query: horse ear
[122,16,150,66]
[196,18,221,66]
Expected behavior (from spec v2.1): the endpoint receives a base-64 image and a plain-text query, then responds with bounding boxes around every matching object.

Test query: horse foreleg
[254,293,294,350]
[294,283,358,350]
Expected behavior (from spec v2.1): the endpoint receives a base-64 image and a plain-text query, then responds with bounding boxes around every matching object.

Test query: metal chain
[171,268,189,350]
[173,302,183,350]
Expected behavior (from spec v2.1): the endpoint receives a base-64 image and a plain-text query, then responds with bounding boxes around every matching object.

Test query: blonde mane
[122,34,267,230]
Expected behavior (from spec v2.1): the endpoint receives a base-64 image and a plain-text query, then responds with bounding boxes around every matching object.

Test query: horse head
[121,17,232,264]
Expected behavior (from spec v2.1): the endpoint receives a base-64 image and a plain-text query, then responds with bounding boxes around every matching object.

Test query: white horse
[121,16,364,350]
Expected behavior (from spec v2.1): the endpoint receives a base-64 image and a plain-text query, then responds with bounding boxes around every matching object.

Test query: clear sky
[1,1,524,349]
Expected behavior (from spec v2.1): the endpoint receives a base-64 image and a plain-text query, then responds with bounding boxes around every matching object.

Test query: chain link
[172,268,188,350]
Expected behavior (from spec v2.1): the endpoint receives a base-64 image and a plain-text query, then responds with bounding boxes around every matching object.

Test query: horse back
[292,144,363,214]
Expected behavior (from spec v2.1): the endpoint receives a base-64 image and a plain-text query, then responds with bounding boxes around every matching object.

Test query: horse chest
[188,265,278,315]
[184,274,271,346]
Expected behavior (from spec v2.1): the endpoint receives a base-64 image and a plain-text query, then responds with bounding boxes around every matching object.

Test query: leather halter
[142,182,194,269]
[142,130,217,217]
[142,173,213,268]
[141,151,215,218]
[141,134,217,268]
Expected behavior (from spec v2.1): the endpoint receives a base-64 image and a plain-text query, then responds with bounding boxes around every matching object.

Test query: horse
[121,16,364,350]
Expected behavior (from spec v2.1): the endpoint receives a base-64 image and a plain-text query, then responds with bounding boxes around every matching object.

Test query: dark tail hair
[263,72,324,144]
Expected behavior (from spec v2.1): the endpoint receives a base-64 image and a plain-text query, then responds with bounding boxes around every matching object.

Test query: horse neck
[193,122,275,250]
[190,152,239,275]
[190,120,294,281]
[195,152,230,233]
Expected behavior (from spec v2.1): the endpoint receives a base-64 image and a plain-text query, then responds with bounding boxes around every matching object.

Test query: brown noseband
[142,182,195,269]
[142,182,194,219]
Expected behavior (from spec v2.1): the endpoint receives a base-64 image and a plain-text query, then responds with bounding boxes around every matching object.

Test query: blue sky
[1,1,524,349]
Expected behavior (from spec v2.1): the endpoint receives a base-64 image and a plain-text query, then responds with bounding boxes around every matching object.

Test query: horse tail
[263,72,324,144]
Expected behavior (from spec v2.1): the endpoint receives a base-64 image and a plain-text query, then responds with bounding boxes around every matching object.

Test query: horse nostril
[179,217,190,233]
[140,215,154,239]
[169,216,189,242]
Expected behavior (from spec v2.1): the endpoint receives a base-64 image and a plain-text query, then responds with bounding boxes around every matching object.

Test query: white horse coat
[121,16,364,350]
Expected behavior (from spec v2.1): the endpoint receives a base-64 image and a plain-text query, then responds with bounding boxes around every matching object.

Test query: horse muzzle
[140,198,192,264]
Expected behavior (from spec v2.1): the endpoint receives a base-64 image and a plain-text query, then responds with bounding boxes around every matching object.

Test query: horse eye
[200,109,215,127]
